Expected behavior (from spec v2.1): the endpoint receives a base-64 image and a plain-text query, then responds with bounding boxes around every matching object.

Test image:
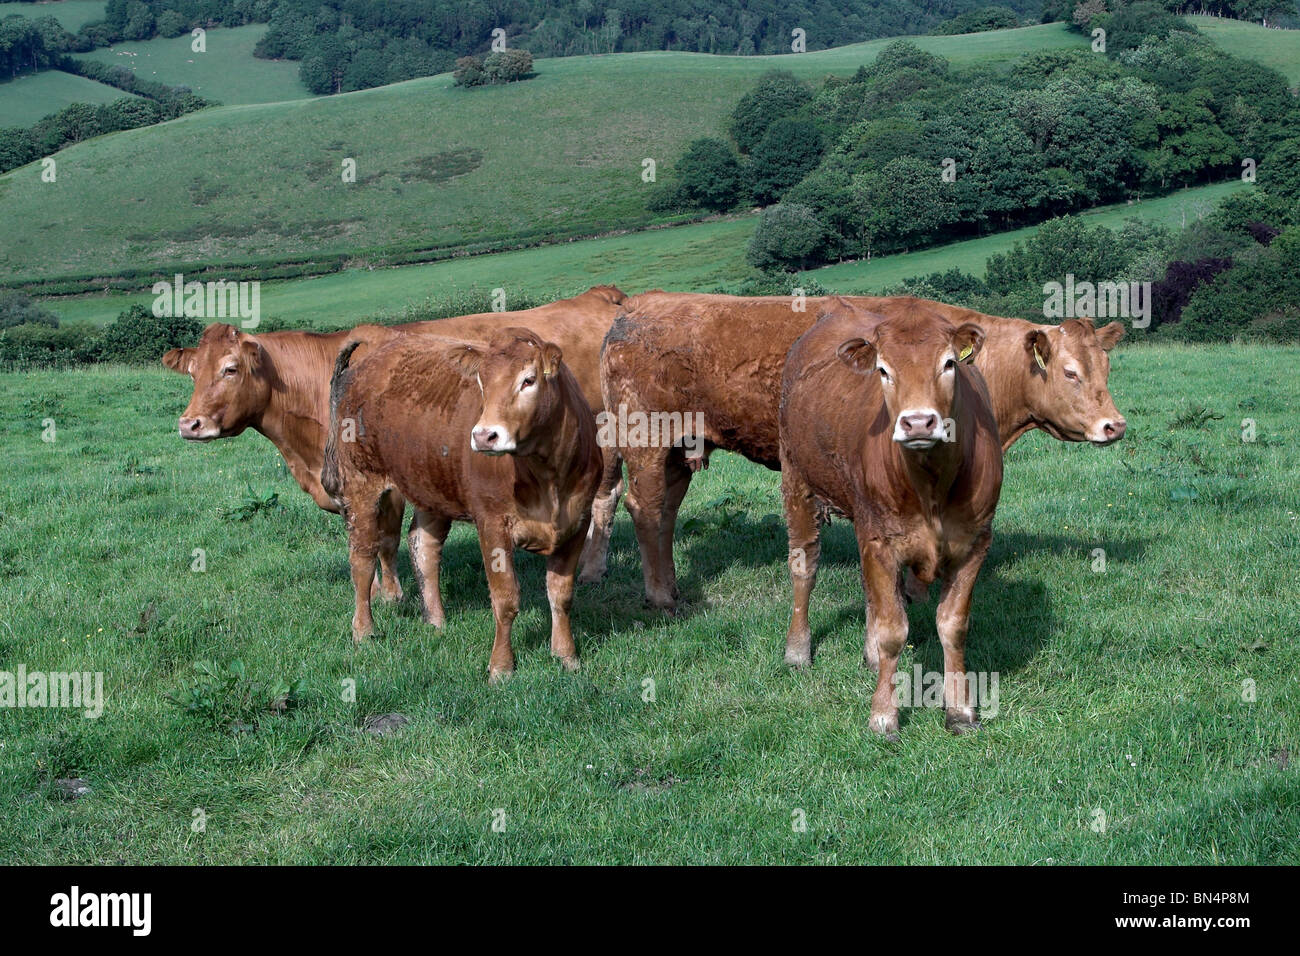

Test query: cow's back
[602,296,813,468]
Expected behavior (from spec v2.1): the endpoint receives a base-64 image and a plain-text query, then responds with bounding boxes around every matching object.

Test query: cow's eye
[1064,368,1080,382]
[222,366,238,377]
[944,359,956,372]
[522,375,536,389]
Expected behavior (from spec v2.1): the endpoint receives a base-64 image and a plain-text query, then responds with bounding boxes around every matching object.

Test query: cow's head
[1024,319,1126,445]
[447,328,565,456]
[161,323,270,441]
[837,309,985,451]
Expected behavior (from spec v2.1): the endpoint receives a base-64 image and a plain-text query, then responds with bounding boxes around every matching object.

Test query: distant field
[46,180,1244,329]
[0,69,134,126]
[0,0,105,32]
[0,22,1088,285]
[75,24,311,105]
[1189,16,1300,84]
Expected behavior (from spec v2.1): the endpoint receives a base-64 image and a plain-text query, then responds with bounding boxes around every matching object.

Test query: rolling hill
[0,22,1090,285]
[0,67,136,126]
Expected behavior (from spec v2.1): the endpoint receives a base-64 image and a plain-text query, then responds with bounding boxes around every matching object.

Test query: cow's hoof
[488,667,514,685]
[351,622,373,643]
[869,713,900,739]
[644,598,678,617]
[555,654,581,673]
[376,586,403,604]
[577,567,606,586]
[945,712,982,736]
[421,610,445,629]
[784,647,812,669]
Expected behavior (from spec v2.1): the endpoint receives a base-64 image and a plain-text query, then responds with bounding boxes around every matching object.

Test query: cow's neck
[251,334,340,511]
[979,314,1043,451]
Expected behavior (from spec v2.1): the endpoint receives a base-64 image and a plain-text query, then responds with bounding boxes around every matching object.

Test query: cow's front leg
[409,509,451,628]
[578,447,622,584]
[859,534,906,739]
[936,528,993,735]
[781,447,821,668]
[546,522,589,672]
[478,522,519,683]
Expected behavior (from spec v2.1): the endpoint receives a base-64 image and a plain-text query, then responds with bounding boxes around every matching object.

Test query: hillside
[0,23,1088,285]
[49,180,1244,328]
[1188,16,1300,84]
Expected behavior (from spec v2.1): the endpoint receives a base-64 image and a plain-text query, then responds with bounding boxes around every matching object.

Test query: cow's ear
[836,337,878,377]
[238,336,264,371]
[540,342,563,379]
[161,347,194,375]
[1096,321,1125,351]
[952,323,985,364]
[445,342,485,378]
[1025,328,1051,372]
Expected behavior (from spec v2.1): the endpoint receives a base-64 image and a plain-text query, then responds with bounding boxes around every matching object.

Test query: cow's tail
[321,339,363,503]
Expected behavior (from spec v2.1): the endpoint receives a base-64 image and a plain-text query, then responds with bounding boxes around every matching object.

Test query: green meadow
[0,0,106,32]
[73,24,311,105]
[1189,16,1300,84]
[0,342,1296,863]
[0,68,135,126]
[46,180,1244,329]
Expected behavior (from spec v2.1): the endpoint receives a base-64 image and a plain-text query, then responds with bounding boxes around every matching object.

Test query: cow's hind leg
[936,528,993,735]
[409,509,452,629]
[345,487,385,643]
[656,449,694,606]
[781,448,821,668]
[371,491,405,603]
[622,446,676,612]
[546,522,589,672]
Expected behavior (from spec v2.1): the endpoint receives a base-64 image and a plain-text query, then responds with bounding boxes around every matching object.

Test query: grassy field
[45,180,1244,329]
[74,24,311,105]
[1188,16,1300,84]
[0,22,1089,285]
[0,342,1296,864]
[0,0,105,32]
[0,68,135,126]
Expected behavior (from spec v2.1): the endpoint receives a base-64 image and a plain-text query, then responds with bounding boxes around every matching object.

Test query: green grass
[45,180,1242,329]
[1188,16,1300,84]
[74,24,311,105]
[0,1,106,32]
[0,343,1296,863]
[0,68,136,126]
[0,22,1089,285]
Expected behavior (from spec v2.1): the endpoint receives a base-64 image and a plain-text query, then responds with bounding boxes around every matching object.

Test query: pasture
[0,69,135,127]
[0,1,105,32]
[43,179,1242,328]
[1189,16,1300,85]
[1,342,1296,864]
[0,22,1089,285]
[73,24,311,106]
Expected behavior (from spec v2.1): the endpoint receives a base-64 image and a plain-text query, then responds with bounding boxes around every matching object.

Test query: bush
[0,291,60,330]
[729,71,812,153]
[746,203,825,272]
[0,323,100,369]
[748,117,824,206]
[931,6,1020,35]
[483,48,533,83]
[1174,228,1300,342]
[453,56,487,87]
[1150,257,1234,330]
[97,305,204,364]
[673,138,745,212]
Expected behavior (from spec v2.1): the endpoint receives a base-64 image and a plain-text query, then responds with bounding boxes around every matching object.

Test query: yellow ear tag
[958,345,973,363]
[1034,346,1046,371]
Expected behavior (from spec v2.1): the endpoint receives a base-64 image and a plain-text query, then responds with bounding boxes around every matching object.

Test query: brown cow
[598,292,1124,610]
[160,285,626,599]
[780,301,1003,737]
[321,328,602,681]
